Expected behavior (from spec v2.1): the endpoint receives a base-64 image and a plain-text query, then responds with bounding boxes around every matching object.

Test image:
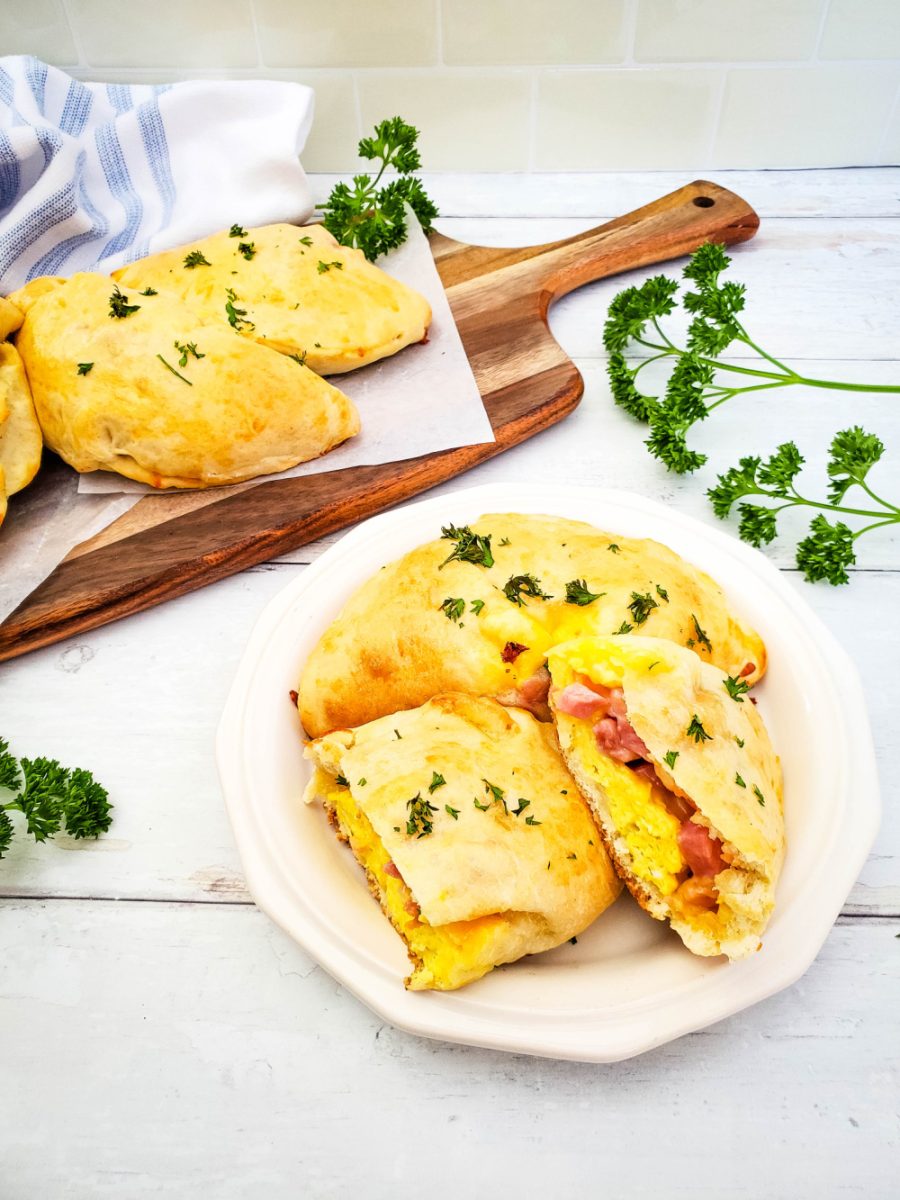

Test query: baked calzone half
[547,635,784,960]
[303,693,621,991]
[113,223,431,376]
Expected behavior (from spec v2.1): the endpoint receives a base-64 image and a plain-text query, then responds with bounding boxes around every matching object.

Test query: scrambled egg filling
[569,718,686,896]
[325,781,514,991]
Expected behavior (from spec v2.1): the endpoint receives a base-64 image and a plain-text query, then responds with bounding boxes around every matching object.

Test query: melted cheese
[327,784,515,991]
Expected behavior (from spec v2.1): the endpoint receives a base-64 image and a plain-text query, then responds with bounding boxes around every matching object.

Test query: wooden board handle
[536,179,759,306]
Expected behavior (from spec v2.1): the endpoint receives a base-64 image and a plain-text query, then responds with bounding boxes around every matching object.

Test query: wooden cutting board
[0,179,758,663]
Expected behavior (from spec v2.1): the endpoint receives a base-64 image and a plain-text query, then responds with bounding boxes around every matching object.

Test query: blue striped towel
[0,56,315,294]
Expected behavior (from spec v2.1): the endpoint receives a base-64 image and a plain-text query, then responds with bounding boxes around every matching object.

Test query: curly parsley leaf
[502,574,553,607]
[321,117,438,261]
[565,579,605,606]
[439,524,494,569]
[0,743,113,858]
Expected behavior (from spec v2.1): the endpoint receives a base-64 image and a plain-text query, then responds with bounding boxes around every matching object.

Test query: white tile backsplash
[5,1,898,169]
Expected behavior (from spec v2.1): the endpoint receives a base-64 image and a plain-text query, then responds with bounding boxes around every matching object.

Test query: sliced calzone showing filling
[303,693,621,991]
[547,635,784,960]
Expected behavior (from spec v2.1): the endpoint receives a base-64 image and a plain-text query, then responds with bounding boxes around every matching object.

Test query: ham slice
[678,819,726,877]
[498,664,552,720]
[554,682,607,719]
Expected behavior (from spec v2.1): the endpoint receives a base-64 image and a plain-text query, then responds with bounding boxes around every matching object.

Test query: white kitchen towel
[0,56,315,294]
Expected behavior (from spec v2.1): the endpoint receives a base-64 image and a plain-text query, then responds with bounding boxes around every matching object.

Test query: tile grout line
[527,71,538,172]
[58,0,88,70]
[704,67,728,166]
[247,0,265,69]
[811,0,834,62]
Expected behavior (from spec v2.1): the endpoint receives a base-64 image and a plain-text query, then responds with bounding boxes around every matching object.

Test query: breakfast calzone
[303,692,622,990]
[298,512,767,737]
[547,635,785,959]
[113,222,431,375]
[10,273,360,489]
[0,343,43,527]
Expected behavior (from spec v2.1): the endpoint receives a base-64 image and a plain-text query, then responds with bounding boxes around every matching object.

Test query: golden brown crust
[299,512,767,737]
[0,343,42,506]
[113,223,431,376]
[13,273,359,488]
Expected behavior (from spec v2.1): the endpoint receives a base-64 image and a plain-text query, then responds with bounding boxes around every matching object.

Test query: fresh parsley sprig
[0,738,112,858]
[605,242,900,477]
[322,117,438,261]
[605,242,900,585]
[708,429,899,585]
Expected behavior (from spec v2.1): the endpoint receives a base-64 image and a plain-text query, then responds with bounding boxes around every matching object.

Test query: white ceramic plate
[216,483,880,1062]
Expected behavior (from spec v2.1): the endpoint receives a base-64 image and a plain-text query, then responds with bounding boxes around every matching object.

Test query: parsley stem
[856,477,900,515]
[735,327,793,375]
[630,351,671,376]
[157,354,193,386]
[852,518,898,540]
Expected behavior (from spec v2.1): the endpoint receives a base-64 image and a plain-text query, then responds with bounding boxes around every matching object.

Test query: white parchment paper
[77,213,493,495]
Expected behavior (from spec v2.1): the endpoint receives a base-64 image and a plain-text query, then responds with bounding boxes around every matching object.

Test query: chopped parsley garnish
[139,286,158,296]
[648,661,660,671]
[656,584,670,602]
[156,354,193,386]
[628,590,658,626]
[482,779,507,812]
[469,599,485,615]
[298,235,314,246]
[690,614,712,652]
[428,772,446,794]
[358,778,367,787]
[289,351,308,366]
[565,579,605,606]
[76,362,93,375]
[607,543,620,553]
[613,620,633,635]
[108,285,140,319]
[753,784,766,807]
[502,573,552,606]
[567,852,577,860]
[735,735,745,748]
[473,798,491,811]
[445,804,460,820]
[237,241,256,260]
[174,340,204,368]
[686,715,713,743]
[440,596,465,623]
[225,288,254,331]
[229,223,247,237]
[724,674,751,702]
[394,729,402,740]
[335,774,349,787]
[663,750,679,770]
[439,524,494,569]
[501,641,528,663]
[735,772,747,788]
[183,250,211,268]
[317,260,343,273]
[526,815,542,826]
[498,536,511,546]
[406,792,438,837]
[513,798,531,816]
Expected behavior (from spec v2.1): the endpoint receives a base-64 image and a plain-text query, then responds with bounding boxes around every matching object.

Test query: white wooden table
[2,170,898,1198]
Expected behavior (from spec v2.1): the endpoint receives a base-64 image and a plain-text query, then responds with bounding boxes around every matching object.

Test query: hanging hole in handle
[693,196,715,208]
